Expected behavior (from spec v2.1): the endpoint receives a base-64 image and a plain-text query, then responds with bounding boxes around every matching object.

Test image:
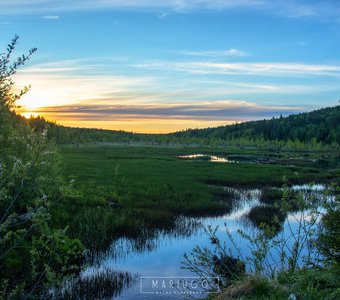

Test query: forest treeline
[27,105,340,148]
[173,105,340,146]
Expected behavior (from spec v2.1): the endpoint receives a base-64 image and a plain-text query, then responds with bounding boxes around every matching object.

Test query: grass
[214,276,287,300]
[60,144,337,190]
[214,266,340,300]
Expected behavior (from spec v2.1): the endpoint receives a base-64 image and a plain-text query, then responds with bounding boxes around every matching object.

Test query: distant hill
[171,105,340,146]
[27,105,340,147]
[27,117,136,144]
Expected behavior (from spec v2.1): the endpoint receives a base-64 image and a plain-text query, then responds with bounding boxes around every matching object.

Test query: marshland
[1,5,340,298]
[46,143,338,299]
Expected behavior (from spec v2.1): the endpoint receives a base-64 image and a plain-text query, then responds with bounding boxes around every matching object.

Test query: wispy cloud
[158,12,170,19]
[16,99,313,133]
[0,1,266,14]
[41,15,59,19]
[14,57,334,132]
[0,1,339,22]
[28,100,305,122]
[0,21,15,28]
[19,60,99,74]
[132,61,340,77]
[179,48,248,58]
[14,59,156,110]
[14,58,340,114]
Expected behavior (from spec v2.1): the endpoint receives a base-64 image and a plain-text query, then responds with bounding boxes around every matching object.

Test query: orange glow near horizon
[58,119,233,133]
[16,107,233,133]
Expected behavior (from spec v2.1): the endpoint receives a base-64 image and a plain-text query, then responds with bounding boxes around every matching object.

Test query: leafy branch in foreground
[0,34,37,110]
[318,184,340,264]
[0,36,84,299]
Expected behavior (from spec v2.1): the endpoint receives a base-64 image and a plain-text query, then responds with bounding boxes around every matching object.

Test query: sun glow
[16,86,78,110]
[20,111,39,119]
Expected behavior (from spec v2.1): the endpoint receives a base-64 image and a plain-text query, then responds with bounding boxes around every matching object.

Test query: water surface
[76,185,327,299]
[177,154,235,163]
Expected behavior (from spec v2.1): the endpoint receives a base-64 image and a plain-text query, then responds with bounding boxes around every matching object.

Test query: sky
[1,0,340,133]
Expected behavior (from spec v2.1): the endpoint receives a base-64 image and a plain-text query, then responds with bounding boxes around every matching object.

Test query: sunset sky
[1,0,339,133]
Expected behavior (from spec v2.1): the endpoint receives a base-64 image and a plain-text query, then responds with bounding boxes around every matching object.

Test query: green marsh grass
[53,144,338,254]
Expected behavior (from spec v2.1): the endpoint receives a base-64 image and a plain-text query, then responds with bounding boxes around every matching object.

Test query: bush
[318,184,340,264]
[0,36,84,298]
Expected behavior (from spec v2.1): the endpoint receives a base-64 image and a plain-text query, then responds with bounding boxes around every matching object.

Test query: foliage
[0,35,36,111]
[0,36,84,298]
[318,184,340,263]
[278,266,340,300]
[215,267,340,300]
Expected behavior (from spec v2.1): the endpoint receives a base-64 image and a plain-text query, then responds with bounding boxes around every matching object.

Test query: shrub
[318,184,340,264]
[0,36,84,298]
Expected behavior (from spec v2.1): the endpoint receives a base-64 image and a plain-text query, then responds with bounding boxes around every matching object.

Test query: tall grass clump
[51,268,133,300]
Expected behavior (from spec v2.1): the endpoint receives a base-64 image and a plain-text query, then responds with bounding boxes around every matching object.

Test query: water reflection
[77,184,327,299]
[53,269,134,300]
[178,154,235,163]
[244,205,286,232]
[92,217,203,264]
